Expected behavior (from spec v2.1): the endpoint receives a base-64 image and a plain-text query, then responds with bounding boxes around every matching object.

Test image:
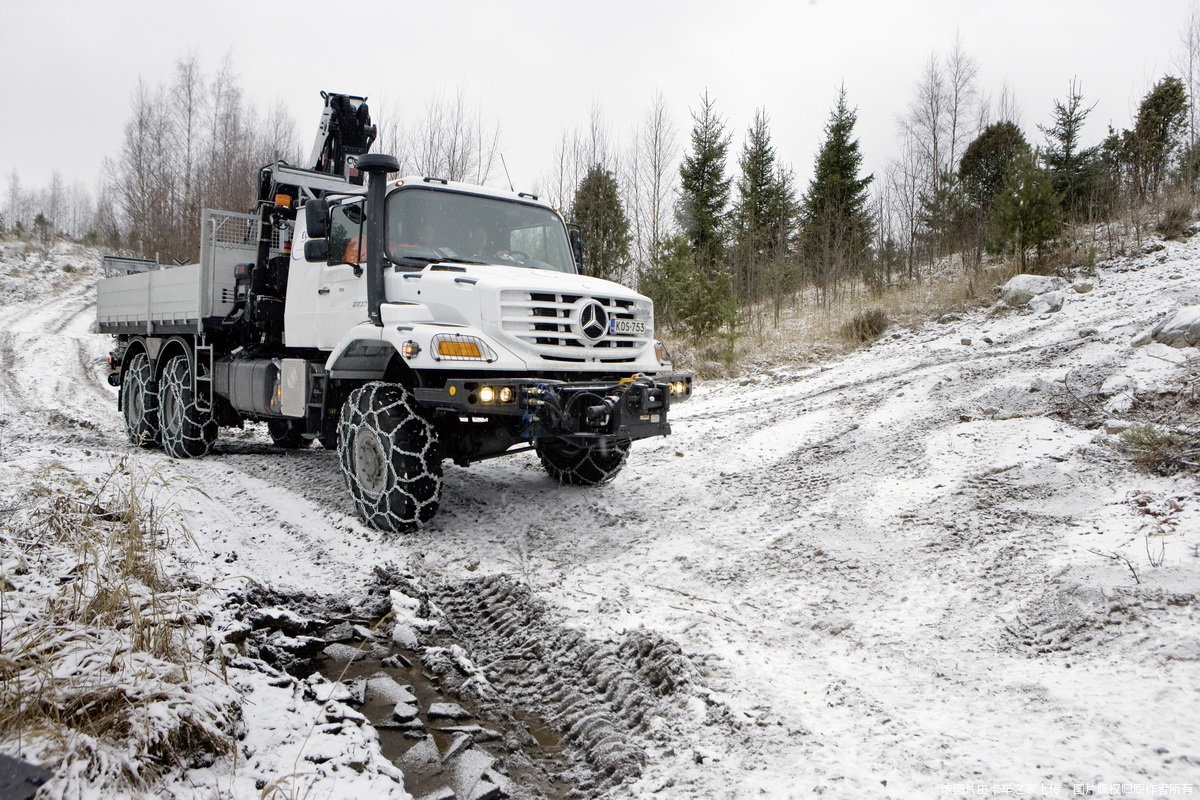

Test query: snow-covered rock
[1029,290,1065,313]
[1133,305,1200,347]
[999,274,1068,307]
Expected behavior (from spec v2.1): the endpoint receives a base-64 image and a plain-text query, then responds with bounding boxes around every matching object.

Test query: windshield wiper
[391,252,490,268]
[433,257,489,265]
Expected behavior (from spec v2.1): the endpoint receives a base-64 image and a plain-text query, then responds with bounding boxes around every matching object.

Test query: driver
[391,217,437,253]
[464,225,499,260]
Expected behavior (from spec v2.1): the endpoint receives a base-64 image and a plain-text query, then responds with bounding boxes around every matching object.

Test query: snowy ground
[1,234,1199,799]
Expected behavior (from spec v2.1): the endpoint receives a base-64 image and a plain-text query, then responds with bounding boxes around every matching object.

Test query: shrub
[1116,423,1198,475]
[839,308,889,344]
[1154,194,1194,239]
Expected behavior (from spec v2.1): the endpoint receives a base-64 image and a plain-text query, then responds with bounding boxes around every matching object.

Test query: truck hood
[420,262,648,302]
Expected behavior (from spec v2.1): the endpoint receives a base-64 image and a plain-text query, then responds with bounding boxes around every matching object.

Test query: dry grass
[663,255,1019,377]
[0,460,238,794]
[662,207,1183,378]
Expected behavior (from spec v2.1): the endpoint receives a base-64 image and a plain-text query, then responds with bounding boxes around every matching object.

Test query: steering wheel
[499,250,531,265]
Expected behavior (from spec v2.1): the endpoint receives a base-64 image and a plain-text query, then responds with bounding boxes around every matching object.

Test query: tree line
[5,14,1200,339]
[571,27,1199,342]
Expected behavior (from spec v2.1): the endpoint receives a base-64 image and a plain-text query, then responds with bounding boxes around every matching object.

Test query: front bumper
[413,373,692,441]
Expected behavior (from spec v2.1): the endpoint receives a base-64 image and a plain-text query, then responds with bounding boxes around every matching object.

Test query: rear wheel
[159,354,217,459]
[120,351,158,447]
[536,438,630,486]
[268,419,310,449]
[338,382,442,532]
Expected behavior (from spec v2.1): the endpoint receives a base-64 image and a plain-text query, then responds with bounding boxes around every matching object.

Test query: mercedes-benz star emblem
[578,300,608,342]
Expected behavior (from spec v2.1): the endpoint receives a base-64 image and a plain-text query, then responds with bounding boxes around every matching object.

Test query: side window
[510,225,547,260]
[328,202,365,264]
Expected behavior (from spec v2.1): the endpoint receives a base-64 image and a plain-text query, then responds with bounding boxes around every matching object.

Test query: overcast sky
[2,0,1194,202]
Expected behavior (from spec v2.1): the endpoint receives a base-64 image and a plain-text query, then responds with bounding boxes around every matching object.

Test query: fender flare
[154,336,195,380]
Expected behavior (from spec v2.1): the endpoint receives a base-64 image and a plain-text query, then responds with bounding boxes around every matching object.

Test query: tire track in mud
[0,276,117,444]
[49,296,95,334]
[427,574,693,793]
[680,333,1095,425]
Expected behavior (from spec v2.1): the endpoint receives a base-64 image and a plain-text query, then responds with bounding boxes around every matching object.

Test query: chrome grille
[499,290,651,362]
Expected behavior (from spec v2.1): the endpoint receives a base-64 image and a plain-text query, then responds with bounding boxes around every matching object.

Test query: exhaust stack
[356,154,400,327]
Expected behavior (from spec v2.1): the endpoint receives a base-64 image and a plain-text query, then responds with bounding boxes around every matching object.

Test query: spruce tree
[732,109,796,300]
[676,92,731,272]
[798,87,873,298]
[1038,81,1097,218]
[570,165,631,284]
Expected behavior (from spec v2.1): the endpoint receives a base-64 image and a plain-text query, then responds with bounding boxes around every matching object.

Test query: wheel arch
[326,337,417,389]
[154,336,195,380]
[118,337,150,385]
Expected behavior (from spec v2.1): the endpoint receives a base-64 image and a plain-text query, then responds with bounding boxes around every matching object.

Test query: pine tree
[917,170,969,260]
[732,109,796,300]
[637,234,734,337]
[957,122,1030,268]
[570,165,631,284]
[991,151,1061,269]
[676,92,731,273]
[798,87,874,300]
[959,122,1030,211]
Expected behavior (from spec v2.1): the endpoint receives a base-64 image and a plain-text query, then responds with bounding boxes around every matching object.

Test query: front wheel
[159,354,217,459]
[338,383,442,532]
[536,438,630,486]
[121,351,159,447]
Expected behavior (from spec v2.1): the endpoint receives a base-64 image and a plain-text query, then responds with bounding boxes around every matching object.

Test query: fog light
[479,386,496,403]
[498,386,514,403]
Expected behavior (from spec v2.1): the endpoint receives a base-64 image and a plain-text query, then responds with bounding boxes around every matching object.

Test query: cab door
[284,201,370,349]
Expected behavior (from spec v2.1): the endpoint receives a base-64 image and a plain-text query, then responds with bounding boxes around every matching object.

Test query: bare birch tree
[624,92,679,268]
[399,91,500,185]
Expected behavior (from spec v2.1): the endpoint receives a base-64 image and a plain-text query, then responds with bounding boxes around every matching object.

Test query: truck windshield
[385,187,576,273]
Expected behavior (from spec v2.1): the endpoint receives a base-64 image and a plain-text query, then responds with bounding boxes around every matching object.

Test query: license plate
[608,318,646,335]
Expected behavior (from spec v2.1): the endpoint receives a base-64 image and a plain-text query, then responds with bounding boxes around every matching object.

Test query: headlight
[432,333,496,362]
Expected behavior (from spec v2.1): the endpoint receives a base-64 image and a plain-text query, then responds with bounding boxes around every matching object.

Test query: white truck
[96,92,691,531]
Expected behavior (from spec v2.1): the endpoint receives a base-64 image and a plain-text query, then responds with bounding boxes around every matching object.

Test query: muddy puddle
[315,626,575,799]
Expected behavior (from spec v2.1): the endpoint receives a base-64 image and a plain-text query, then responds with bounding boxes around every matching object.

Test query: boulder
[1140,306,1200,348]
[999,274,1068,308]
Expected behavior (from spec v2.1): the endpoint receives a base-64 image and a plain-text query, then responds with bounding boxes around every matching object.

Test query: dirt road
[2,238,1198,797]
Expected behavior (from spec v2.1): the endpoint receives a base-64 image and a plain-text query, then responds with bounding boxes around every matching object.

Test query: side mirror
[303,239,330,262]
[305,199,330,239]
[568,225,585,274]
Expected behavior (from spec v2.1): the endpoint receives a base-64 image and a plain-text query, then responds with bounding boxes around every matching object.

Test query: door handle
[317,287,330,295]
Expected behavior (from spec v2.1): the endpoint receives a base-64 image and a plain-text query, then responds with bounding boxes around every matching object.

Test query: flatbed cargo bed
[95,209,275,335]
